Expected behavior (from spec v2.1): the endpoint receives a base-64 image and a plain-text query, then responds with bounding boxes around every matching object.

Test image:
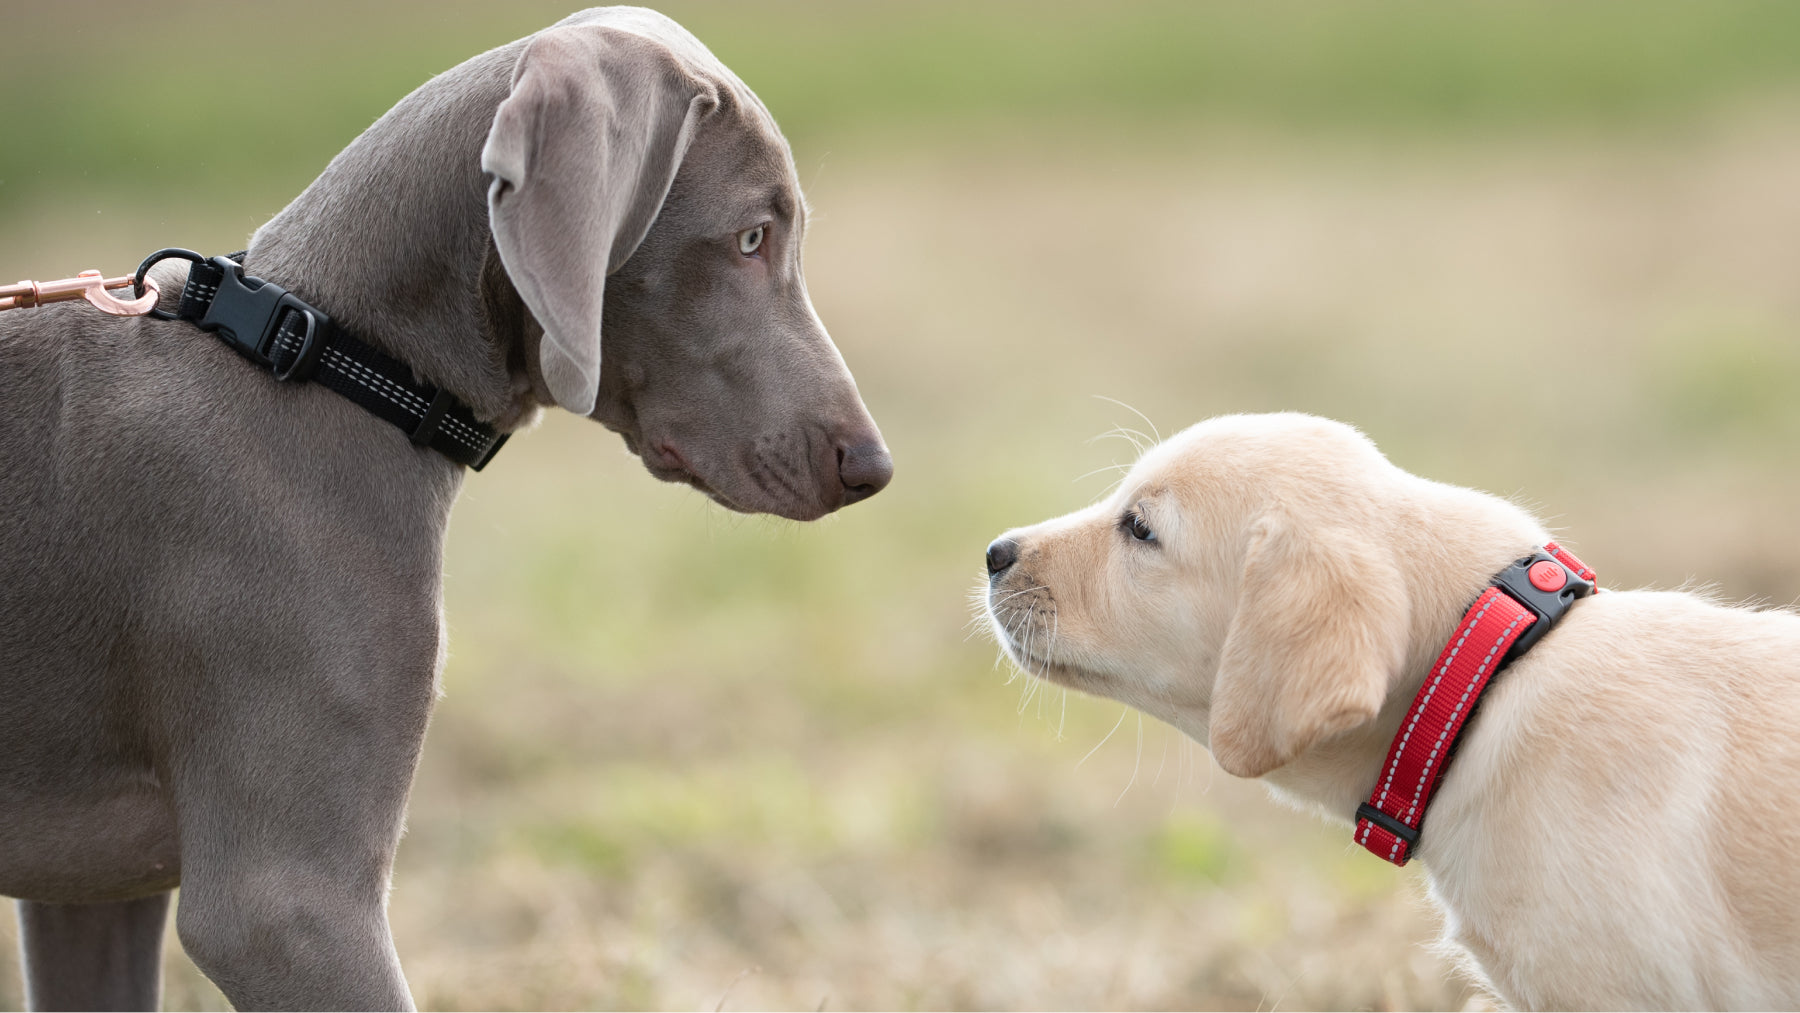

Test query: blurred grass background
[6,1,1800,1009]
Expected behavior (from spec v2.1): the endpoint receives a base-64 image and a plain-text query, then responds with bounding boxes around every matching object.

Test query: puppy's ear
[1208,514,1410,778]
[482,26,716,414]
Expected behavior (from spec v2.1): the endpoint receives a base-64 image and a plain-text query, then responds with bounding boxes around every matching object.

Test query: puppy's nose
[986,538,1019,577]
[837,441,893,506]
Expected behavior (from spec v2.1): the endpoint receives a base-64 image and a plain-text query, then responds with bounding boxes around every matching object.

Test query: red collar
[1354,541,1596,865]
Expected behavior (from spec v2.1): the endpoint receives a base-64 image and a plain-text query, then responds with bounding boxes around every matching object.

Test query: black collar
[139,250,507,470]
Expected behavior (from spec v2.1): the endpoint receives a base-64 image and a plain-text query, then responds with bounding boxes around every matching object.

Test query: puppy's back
[1436,589,1800,1007]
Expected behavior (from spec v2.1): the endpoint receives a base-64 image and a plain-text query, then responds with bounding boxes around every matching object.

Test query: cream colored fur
[984,412,1800,1010]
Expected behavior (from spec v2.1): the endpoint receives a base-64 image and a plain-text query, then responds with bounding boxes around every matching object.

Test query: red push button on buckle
[1528,559,1567,592]
[1489,548,1596,664]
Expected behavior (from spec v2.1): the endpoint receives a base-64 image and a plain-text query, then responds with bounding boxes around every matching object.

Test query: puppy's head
[984,413,1414,778]
[484,7,890,520]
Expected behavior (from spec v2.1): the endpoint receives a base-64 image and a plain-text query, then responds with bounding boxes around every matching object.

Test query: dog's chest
[0,779,180,903]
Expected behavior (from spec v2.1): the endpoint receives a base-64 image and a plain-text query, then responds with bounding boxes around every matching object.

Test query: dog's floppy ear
[482,25,716,414]
[1207,513,1411,778]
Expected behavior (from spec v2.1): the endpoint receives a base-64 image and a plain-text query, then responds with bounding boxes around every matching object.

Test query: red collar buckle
[1489,544,1597,664]
[1353,541,1595,866]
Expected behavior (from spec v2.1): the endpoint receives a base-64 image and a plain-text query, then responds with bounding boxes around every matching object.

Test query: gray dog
[0,8,889,1010]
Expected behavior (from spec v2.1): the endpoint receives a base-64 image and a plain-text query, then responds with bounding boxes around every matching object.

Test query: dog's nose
[986,538,1019,577]
[837,441,893,506]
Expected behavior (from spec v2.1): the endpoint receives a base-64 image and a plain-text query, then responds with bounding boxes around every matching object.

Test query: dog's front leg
[167,649,437,1012]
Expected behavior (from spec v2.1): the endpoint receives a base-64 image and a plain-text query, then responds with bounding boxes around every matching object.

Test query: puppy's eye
[1123,511,1156,543]
[738,225,765,256]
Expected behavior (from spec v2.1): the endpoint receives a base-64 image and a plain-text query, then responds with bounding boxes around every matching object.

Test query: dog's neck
[1259,478,1549,838]
[243,38,548,431]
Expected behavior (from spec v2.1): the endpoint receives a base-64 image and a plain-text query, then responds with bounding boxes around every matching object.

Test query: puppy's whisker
[1084,427,1143,451]
[962,602,1007,640]
[988,585,1045,610]
[1087,427,1150,455]
[1020,602,1038,673]
[1077,704,1131,770]
[1017,671,1041,716]
[979,578,1067,703]
[981,587,1047,635]
[1073,462,1131,484]
[1039,610,1061,686]
[1152,721,1170,788]
[976,584,1049,674]
[1023,646,1042,713]
[1113,426,1155,451]
[1021,606,1060,698]
[1172,733,1188,808]
[1005,602,1037,687]
[1029,600,1044,672]
[969,579,1042,612]
[1092,393,1163,443]
[1084,471,1133,508]
[1114,711,1144,807]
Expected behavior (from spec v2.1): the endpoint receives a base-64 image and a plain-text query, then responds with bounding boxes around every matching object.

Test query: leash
[1,271,161,315]
[1353,541,1597,866]
[2,251,507,470]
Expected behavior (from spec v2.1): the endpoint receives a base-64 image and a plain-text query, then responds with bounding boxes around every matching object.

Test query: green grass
[1152,812,1243,886]
[1652,325,1800,445]
[9,1,1800,217]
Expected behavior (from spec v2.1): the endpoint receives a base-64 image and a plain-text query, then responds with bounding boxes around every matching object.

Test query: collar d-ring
[133,247,207,321]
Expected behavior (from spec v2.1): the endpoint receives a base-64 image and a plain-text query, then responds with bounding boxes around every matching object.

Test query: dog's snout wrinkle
[738,426,890,519]
[744,432,814,514]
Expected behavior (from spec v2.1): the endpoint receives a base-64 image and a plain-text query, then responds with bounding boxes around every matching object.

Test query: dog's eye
[738,225,765,256]
[1123,511,1156,543]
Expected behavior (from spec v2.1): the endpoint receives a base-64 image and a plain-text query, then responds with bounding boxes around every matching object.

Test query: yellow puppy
[984,412,1800,1010]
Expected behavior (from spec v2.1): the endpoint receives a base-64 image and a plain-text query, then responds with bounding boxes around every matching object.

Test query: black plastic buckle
[1355,803,1420,846]
[195,257,330,382]
[1489,548,1596,662]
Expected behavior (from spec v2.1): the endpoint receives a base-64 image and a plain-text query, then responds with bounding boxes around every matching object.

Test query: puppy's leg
[17,892,172,1012]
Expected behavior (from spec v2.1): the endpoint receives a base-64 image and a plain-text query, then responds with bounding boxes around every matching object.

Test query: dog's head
[983,413,1417,778]
[482,7,890,520]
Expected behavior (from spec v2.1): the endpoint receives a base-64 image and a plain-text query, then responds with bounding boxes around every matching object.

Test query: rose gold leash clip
[0,270,161,316]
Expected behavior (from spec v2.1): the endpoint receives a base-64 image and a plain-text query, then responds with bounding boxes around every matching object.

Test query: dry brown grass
[5,107,1800,1010]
